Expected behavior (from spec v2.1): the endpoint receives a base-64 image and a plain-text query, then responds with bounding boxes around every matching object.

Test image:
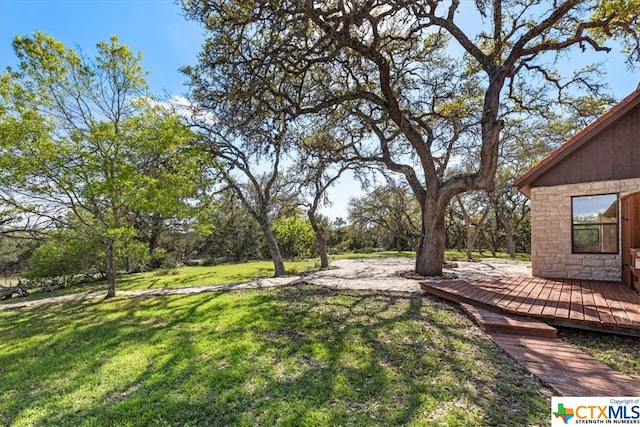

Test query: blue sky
[0,0,366,220]
[2,1,637,98]
[0,0,203,97]
[1,1,639,220]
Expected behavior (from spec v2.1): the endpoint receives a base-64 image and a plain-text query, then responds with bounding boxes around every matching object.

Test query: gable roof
[515,87,640,197]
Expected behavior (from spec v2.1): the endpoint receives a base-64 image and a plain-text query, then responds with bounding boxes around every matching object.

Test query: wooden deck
[420,277,640,336]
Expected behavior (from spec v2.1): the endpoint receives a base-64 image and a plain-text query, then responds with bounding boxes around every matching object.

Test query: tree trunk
[259,220,286,277]
[456,195,491,260]
[491,195,516,259]
[456,198,475,260]
[487,228,497,256]
[105,238,117,298]
[469,205,491,259]
[147,214,163,254]
[308,211,329,269]
[504,221,516,258]
[415,198,447,276]
[497,206,516,258]
[465,222,474,261]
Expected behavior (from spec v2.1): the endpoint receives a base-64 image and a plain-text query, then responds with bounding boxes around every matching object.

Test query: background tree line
[2,0,639,297]
[0,180,531,289]
[181,0,638,277]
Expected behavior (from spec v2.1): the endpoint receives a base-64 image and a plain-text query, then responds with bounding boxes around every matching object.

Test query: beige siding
[530,178,640,281]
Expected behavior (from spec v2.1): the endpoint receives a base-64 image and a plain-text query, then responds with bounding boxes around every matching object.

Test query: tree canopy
[0,32,207,296]
[183,0,640,275]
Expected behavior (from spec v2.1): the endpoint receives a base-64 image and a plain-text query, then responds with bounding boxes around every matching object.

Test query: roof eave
[514,88,640,194]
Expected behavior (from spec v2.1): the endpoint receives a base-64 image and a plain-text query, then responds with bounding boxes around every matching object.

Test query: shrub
[148,248,178,270]
[272,216,316,259]
[26,234,101,283]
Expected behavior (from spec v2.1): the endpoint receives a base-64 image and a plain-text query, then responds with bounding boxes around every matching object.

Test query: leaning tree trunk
[469,205,491,259]
[105,238,117,298]
[258,220,286,277]
[456,196,475,260]
[147,217,163,254]
[504,220,516,258]
[415,198,448,276]
[456,195,491,260]
[497,208,516,258]
[491,196,516,259]
[308,211,329,269]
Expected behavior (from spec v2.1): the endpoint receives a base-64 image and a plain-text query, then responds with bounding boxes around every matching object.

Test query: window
[572,194,618,254]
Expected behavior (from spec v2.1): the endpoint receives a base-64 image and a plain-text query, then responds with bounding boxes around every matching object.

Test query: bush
[272,216,316,259]
[148,248,178,270]
[26,234,101,283]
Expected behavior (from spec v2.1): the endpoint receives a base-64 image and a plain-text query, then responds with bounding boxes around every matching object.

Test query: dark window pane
[572,224,618,253]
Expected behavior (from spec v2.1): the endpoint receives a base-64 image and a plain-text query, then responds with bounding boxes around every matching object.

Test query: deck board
[420,276,640,336]
[581,281,601,323]
[554,280,571,320]
[569,280,585,321]
[465,279,503,303]
[542,280,562,318]
[611,286,640,327]
[591,281,617,326]
[514,276,545,314]
[502,276,536,313]
[460,303,557,338]
[529,279,554,317]
[598,282,635,327]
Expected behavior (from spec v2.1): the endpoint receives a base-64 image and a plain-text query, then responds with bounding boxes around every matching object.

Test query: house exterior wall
[531,177,640,281]
[530,103,640,188]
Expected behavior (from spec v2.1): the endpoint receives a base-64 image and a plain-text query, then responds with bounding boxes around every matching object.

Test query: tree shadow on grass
[0,286,551,426]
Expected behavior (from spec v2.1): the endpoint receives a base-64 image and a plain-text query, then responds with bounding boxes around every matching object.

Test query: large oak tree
[183,0,639,275]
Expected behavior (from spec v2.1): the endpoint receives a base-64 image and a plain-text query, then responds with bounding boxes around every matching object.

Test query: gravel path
[0,258,532,310]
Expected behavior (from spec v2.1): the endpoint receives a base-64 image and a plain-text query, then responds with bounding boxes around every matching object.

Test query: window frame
[571,193,619,255]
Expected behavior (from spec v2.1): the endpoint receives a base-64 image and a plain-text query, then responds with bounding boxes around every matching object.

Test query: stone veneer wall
[530,178,640,281]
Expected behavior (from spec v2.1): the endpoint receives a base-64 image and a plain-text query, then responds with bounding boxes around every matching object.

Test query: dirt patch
[1,257,533,310]
[394,270,459,281]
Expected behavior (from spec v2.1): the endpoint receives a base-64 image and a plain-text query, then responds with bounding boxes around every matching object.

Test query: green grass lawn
[115,260,317,290]
[2,251,529,305]
[0,260,318,304]
[558,328,640,382]
[330,251,417,259]
[443,250,531,262]
[0,286,552,426]
[332,250,531,262]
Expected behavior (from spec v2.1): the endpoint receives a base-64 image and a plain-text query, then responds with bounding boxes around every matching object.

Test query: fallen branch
[0,285,28,300]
